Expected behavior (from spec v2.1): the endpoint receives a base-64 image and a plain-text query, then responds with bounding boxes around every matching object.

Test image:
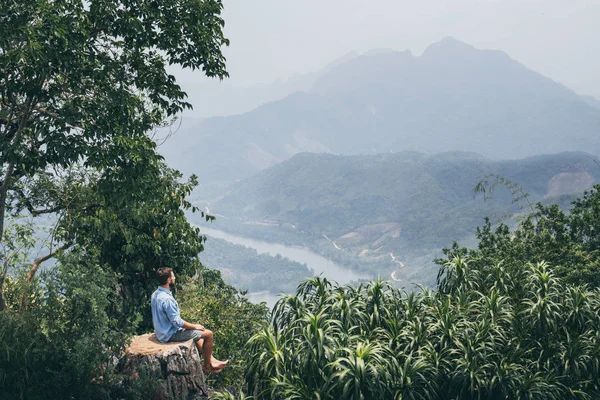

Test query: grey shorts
[169,329,203,343]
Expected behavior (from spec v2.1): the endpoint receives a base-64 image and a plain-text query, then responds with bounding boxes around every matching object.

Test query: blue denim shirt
[151,286,185,343]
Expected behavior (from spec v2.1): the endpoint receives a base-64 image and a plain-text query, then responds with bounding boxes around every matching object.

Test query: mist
[172,0,600,106]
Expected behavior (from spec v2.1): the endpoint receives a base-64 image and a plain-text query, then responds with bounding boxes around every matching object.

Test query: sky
[174,0,600,99]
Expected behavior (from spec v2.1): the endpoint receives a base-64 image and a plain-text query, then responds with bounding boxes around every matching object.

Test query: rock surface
[119,333,208,399]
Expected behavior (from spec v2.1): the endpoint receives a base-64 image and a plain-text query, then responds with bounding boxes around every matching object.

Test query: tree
[0,2,240,396]
[437,184,600,289]
[0,0,228,255]
[0,0,229,307]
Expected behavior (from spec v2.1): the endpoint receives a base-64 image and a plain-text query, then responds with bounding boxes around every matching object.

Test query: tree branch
[13,186,61,216]
[26,242,71,283]
[19,242,70,312]
[0,96,38,242]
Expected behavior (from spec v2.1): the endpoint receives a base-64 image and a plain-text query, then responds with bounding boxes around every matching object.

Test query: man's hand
[181,320,205,331]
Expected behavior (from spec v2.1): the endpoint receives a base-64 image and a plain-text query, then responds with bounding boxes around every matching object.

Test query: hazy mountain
[177,51,358,118]
[582,95,600,111]
[164,38,600,189]
[210,151,600,284]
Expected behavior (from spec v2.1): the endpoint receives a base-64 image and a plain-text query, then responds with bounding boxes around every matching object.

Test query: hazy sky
[175,0,600,98]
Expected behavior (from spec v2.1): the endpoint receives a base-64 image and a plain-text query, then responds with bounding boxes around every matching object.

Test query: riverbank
[197,226,372,308]
[200,226,368,285]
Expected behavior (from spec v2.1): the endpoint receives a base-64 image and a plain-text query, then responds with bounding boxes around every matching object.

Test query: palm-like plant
[328,341,388,400]
[243,258,600,399]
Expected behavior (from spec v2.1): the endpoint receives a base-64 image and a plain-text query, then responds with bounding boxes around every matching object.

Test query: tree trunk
[0,256,9,311]
[118,333,209,399]
[0,96,37,243]
[0,162,16,244]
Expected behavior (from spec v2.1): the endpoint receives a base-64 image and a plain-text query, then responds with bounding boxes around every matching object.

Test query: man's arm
[164,298,204,331]
[182,321,205,331]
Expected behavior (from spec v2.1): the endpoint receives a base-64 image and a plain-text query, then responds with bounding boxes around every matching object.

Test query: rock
[118,333,208,399]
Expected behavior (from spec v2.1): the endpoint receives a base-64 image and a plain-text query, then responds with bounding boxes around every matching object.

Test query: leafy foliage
[178,267,269,391]
[59,163,211,331]
[0,0,229,307]
[439,184,600,289]
[244,262,600,399]
[0,1,237,397]
[240,186,600,399]
[0,0,228,234]
[0,252,129,399]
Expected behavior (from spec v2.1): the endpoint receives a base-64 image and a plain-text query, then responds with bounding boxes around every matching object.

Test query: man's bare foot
[202,360,228,374]
[210,359,229,371]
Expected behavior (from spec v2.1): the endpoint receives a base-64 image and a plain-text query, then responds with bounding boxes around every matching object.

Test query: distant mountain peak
[363,48,396,56]
[324,51,359,70]
[421,36,478,58]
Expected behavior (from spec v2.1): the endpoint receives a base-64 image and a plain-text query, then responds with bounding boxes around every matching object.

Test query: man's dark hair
[156,267,173,285]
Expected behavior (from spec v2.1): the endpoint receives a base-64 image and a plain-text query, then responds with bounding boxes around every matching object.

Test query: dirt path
[389,253,404,281]
[322,234,341,250]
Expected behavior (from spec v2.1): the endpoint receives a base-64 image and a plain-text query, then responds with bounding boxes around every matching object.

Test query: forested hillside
[200,236,313,293]
[214,184,600,400]
[210,151,600,284]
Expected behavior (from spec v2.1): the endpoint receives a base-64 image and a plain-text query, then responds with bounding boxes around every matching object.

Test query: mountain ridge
[163,38,600,190]
[208,150,600,284]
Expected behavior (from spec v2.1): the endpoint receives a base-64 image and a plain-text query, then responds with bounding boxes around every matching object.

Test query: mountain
[176,51,359,118]
[164,38,600,189]
[582,95,600,111]
[208,151,600,284]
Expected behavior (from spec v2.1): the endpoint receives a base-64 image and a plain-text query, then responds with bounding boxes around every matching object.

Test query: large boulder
[118,333,208,399]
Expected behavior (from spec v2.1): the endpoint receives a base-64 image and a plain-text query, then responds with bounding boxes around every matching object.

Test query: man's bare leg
[196,330,228,372]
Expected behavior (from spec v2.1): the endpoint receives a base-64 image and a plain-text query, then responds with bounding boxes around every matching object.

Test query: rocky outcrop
[546,170,594,198]
[118,333,208,399]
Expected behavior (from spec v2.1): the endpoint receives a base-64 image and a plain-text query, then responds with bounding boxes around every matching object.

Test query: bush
[0,252,137,399]
[245,264,600,399]
[178,267,269,392]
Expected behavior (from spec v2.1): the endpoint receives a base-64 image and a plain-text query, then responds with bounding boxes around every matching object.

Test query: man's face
[169,272,176,288]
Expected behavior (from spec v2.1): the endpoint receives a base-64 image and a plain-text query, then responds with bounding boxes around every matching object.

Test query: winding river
[200,227,367,307]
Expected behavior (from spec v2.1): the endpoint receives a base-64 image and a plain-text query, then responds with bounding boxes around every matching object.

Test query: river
[200,227,367,308]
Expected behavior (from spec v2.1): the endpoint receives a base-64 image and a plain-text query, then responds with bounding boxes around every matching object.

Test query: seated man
[151,267,228,373]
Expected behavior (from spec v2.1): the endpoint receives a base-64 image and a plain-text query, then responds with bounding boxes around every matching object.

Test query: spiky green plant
[244,260,600,399]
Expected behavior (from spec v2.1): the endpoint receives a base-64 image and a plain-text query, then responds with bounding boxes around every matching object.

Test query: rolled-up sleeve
[163,298,185,329]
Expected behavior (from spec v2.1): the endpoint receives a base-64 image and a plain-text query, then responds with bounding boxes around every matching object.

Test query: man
[151,267,228,373]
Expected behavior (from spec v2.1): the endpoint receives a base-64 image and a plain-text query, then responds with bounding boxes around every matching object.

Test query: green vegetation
[0,253,128,399]
[212,185,600,399]
[178,267,269,391]
[0,1,268,398]
[211,151,599,284]
[200,236,313,293]
[242,263,600,399]
[438,184,600,289]
[1,0,228,318]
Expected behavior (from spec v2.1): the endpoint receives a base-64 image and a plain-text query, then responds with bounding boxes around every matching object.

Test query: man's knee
[203,329,213,339]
